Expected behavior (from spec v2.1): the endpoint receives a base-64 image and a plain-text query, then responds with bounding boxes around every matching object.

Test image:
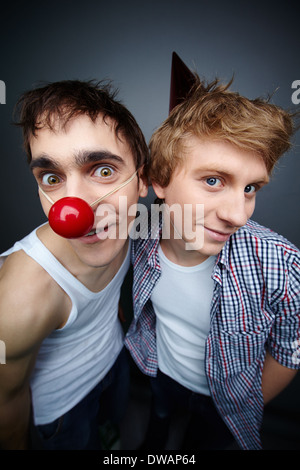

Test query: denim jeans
[31,347,130,450]
[143,369,234,451]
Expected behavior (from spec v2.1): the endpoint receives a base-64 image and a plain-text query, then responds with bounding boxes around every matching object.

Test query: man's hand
[262,351,298,404]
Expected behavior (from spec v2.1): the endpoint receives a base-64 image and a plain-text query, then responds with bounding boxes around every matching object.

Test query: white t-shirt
[151,244,215,395]
[0,225,130,425]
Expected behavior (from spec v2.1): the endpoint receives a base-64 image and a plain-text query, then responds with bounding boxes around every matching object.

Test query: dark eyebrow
[30,155,60,171]
[29,150,125,172]
[75,150,125,167]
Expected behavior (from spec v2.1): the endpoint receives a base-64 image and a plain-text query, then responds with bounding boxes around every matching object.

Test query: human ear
[151,181,166,200]
[138,171,148,198]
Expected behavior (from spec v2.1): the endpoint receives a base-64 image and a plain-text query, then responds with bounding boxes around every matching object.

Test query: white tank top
[0,225,130,425]
[151,245,215,395]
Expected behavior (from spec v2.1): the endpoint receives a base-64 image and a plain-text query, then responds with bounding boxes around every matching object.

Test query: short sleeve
[267,251,300,369]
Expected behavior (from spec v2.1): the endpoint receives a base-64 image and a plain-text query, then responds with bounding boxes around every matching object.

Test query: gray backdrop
[0,0,299,252]
[0,0,299,449]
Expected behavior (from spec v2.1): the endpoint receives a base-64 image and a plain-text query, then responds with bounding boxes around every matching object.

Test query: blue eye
[244,184,256,194]
[94,166,114,178]
[206,177,221,186]
[42,173,61,185]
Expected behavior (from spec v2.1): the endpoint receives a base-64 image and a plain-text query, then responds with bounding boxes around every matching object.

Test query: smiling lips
[204,226,234,242]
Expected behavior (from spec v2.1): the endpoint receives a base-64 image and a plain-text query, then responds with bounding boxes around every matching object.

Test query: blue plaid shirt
[125,210,300,450]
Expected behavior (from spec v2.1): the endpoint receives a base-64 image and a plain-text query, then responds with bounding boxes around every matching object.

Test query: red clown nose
[48,197,94,239]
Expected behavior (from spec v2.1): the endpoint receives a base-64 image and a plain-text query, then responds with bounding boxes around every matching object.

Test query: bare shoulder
[0,250,70,360]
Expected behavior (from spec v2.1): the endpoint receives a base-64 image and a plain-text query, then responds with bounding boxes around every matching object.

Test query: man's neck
[159,237,209,267]
[36,223,128,293]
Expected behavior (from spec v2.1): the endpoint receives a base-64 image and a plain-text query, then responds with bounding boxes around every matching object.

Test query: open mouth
[85,225,109,237]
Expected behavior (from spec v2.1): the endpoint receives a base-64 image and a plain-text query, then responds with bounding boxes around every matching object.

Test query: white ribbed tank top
[0,225,130,424]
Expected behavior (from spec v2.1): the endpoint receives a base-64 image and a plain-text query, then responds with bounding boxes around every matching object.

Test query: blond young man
[0,80,148,450]
[125,76,300,450]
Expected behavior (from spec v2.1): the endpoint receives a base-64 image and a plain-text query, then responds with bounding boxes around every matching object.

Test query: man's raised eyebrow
[29,151,125,172]
[29,155,60,171]
[192,165,233,179]
[75,150,125,167]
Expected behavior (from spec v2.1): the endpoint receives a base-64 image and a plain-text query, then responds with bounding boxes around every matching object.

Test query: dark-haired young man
[0,80,148,449]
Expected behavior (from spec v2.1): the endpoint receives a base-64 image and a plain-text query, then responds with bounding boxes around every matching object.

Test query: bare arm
[0,251,69,449]
[0,353,38,449]
[0,278,43,450]
[261,351,298,405]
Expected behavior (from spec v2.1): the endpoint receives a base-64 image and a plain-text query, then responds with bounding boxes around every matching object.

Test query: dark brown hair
[15,79,148,171]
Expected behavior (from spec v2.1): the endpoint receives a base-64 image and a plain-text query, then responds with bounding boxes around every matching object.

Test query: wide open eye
[205,177,222,187]
[42,173,61,185]
[244,184,256,194]
[94,166,114,178]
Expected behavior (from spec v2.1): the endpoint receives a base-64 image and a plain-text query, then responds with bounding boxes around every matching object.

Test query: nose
[217,191,250,228]
[63,179,95,207]
[47,179,95,239]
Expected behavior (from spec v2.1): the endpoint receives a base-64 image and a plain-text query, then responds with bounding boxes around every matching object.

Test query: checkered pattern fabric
[125,212,300,449]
